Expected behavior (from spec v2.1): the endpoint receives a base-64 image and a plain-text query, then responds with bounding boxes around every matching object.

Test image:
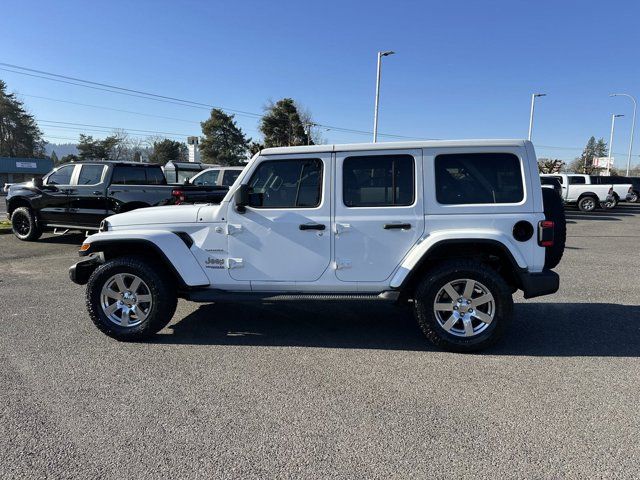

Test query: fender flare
[80,230,210,287]
[390,231,528,289]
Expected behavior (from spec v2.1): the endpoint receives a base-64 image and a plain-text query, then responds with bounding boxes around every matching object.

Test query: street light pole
[608,114,624,176]
[528,93,546,141]
[610,93,637,176]
[373,50,395,143]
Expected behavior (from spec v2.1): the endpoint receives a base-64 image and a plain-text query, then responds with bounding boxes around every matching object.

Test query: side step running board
[184,290,400,303]
[53,228,70,235]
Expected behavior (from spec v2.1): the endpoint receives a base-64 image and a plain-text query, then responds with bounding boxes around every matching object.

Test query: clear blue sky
[2,0,640,164]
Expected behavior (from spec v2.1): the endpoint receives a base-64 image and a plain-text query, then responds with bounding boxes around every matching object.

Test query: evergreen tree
[260,98,312,147]
[200,109,249,166]
[0,79,45,158]
[148,139,187,165]
[50,150,59,165]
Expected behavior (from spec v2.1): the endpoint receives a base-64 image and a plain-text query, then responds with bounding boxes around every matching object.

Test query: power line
[0,62,417,139]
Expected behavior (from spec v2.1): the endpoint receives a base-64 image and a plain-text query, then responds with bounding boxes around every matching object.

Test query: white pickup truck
[541,173,615,212]
[70,140,565,352]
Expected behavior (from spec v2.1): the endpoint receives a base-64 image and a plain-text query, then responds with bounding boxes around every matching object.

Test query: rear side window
[343,155,415,207]
[77,165,105,185]
[145,167,166,185]
[568,176,585,185]
[222,169,241,186]
[435,153,524,204]
[111,166,166,185]
[248,159,322,208]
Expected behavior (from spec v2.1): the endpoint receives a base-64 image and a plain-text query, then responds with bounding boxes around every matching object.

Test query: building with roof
[0,157,54,190]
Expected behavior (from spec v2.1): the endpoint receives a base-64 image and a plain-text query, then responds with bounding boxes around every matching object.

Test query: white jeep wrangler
[70,140,564,352]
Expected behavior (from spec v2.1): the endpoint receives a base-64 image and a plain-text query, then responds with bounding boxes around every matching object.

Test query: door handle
[299,223,326,231]
[383,223,411,230]
[92,191,102,195]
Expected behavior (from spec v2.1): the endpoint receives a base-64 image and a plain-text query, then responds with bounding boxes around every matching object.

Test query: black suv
[5,161,228,241]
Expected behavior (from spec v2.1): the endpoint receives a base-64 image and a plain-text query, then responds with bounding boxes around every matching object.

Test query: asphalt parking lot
[1,205,639,479]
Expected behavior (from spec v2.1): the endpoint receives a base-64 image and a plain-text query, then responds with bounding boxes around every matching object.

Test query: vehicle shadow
[153,301,640,357]
[37,233,86,245]
[564,203,640,222]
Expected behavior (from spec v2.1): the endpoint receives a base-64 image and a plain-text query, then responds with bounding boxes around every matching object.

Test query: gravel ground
[1,204,639,479]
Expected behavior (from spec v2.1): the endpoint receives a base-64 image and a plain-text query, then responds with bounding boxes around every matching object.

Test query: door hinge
[226,224,243,235]
[227,258,244,269]
[334,258,352,270]
[334,223,351,235]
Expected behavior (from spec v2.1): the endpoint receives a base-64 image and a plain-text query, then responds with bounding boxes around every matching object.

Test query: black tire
[601,197,617,209]
[541,187,566,270]
[629,191,639,203]
[413,260,513,353]
[578,196,597,212]
[10,207,42,241]
[86,256,177,341]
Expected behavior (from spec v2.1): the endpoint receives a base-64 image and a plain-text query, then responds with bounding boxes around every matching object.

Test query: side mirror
[234,184,250,213]
[32,177,43,189]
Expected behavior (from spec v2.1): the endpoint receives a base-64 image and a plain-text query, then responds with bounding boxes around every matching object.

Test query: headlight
[99,220,110,232]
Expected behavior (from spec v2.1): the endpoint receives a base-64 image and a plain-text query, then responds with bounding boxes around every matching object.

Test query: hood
[107,204,206,227]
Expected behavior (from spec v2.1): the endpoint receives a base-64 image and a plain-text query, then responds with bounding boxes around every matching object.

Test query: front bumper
[517,269,559,299]
[69,253,104,285]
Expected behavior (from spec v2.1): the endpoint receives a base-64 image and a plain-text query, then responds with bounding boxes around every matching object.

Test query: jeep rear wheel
[86,256,177,341]
[413,260,513,352]
[11,207,42,241]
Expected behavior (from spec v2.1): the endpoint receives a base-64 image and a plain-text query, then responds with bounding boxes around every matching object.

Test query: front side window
[193,170,220,186]
[248,159,322,208]
[77,165,106,185]
[568,176,585,185]
[435,153,524,204]
[343,155,415,207]
[46,165,75,185]
[222,169,241,186]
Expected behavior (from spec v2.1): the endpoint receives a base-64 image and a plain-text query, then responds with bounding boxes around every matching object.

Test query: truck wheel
[578,196,597,212]
[413,260,513,352]
[541,187,566,270]
[85,256,177,341]
[601,197,617,209]
[629,192,639,203]
[11,207,42,241]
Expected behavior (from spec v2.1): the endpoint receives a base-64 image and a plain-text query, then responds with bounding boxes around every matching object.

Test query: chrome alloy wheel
[100,273,152,327]
[582,198,596,211]
[433,279,495,338]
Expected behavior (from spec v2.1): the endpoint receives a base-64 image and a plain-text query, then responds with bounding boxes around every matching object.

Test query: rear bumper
[69,253,104,285]
[517,269,559,299]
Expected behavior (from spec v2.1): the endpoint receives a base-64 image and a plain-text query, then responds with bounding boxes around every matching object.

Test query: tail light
[171,189,186,205]
[538,220,554,247]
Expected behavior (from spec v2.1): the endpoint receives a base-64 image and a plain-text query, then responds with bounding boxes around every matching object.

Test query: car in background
[540,176,562,197]
[190,166,244,188]
[5,161,228,241]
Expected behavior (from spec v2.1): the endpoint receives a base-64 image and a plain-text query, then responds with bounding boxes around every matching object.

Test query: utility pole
[528,93,546,141]
[373,50,395,143]
[608,114,624,175]
[610,93,637,176]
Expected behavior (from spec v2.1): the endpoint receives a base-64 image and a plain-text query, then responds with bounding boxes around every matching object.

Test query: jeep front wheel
[413,260,513,352]
[85,256,177,341]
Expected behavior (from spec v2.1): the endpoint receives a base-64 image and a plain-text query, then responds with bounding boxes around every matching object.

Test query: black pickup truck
[5,161,228,241]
